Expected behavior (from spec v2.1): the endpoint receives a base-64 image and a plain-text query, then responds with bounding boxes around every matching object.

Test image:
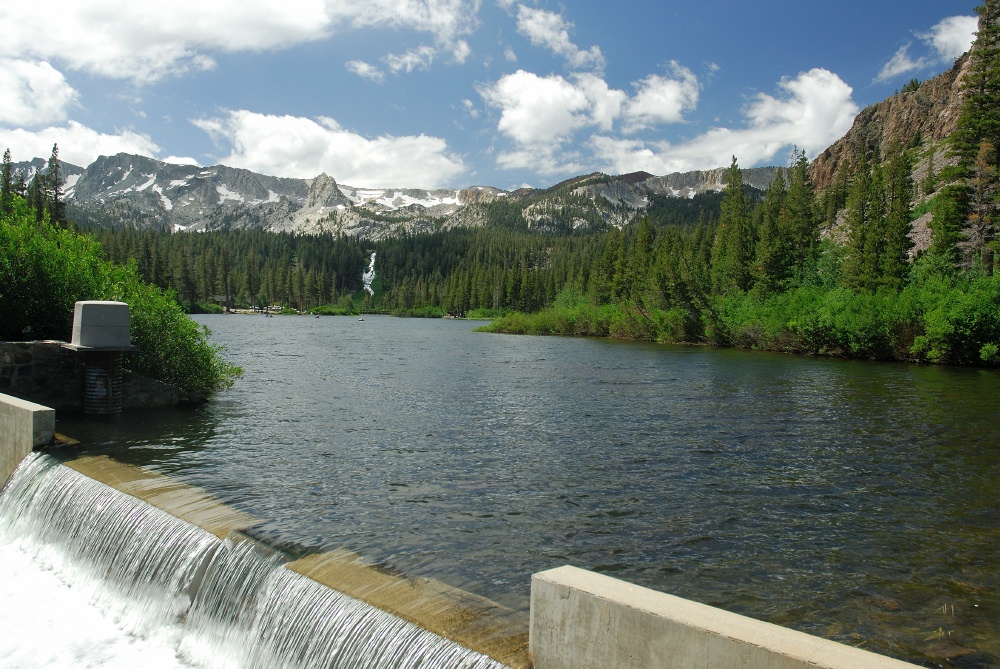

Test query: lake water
[58,314,1000,667]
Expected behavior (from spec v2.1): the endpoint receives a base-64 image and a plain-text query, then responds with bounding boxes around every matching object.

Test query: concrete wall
[0,341,82,411]
[0,341,184,411]
[530,565,922,669]
[0,393,54,486]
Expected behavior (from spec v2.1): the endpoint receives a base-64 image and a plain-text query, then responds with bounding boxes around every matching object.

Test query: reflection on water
[58,314,1000,667]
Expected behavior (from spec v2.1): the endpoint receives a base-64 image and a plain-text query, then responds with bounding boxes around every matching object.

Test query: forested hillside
[5,1,998,367]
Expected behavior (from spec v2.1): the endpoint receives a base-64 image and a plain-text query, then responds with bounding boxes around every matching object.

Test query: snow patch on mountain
[136,174,157,192]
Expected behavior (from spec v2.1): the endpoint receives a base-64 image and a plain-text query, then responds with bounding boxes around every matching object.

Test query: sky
[0,1,980,190]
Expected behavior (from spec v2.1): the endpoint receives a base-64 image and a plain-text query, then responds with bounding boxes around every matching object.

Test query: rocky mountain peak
[307,173,349,209]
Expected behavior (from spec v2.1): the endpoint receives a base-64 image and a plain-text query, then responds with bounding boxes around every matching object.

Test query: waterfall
[363,252,376,296]
[0,454,510,669]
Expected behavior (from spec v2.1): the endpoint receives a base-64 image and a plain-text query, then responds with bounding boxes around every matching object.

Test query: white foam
[0,541,194,669]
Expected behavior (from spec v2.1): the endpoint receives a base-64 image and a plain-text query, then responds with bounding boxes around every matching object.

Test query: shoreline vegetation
[0,192,242,399]
[474,266,1000,366]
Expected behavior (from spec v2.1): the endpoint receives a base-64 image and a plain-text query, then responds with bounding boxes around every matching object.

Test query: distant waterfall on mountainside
[0,454,508,669]
[363,252,376,296]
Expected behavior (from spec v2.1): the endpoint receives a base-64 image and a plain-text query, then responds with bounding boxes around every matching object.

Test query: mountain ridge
[13,152,781,238]
[10,51,969,240]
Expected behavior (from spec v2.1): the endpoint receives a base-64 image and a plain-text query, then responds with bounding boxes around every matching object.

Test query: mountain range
[11,51,966,243]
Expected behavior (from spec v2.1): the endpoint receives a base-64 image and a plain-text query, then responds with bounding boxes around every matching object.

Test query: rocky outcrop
[810,54,970,190]
[306,173,350,209]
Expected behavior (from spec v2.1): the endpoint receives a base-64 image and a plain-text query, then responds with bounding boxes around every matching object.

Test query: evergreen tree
[781,148,820,282]
[711,157,754,294]
[27,172,45,222]
[968,141,999,269]
[881,144,915,288]
[751,170,787,295]
[952,0,1000,173]
[938,0,1000,268]
[1,148,12,216]
[842,150,887,291]
[46,144,66,226]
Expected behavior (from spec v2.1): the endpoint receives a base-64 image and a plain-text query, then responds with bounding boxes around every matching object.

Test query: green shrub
[1,198,241,397]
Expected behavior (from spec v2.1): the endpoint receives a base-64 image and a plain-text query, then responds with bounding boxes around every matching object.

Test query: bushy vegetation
[0,195,241,397]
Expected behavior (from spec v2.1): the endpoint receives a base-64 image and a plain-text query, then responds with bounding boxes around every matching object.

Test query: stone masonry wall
[0,341,184,412]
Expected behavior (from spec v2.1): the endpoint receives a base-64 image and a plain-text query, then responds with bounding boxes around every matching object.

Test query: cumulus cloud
[192,110,465,188]
[594,68,858,175]
[875,14,977,83]
[0,59,79,126]
[623,63,700,132]
[345,60,385,83]
[480,64,703,175]
[0,121,161,167]
[480,70,590,146]
[515,5,604,71]
[921,15,978,60]
[0,0,481,83]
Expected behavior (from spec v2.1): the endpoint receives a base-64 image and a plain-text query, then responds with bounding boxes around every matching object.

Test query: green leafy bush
[0,197,241,397]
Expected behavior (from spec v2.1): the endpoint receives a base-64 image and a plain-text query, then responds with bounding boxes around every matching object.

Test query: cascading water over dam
[0,453,521,669]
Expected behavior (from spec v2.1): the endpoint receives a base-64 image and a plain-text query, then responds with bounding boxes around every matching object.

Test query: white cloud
[346,60,385,83]
[480,65,705,175]
[462,99,480,119]
[0,121,161,167]
[452,40,472,64]
[593,68,858,175]
[386,45,437,74]
[515,5,604,71]
[192,110,465,188]
[875,45,930,84]
[161,156,201,166]
[876,14,976,84]
[921,15,978,61]
[572,73,627,132]
[0,0,481,83]
[504,47,518,63]
[0,59,79,126]
[623,62,700,132]
[480,70,590,146]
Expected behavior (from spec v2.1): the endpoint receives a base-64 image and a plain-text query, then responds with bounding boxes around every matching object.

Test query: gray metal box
[70,301,132,349]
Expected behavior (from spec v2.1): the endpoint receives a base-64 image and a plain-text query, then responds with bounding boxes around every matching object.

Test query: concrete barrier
[0,392,54,486]
[530,565,921,669]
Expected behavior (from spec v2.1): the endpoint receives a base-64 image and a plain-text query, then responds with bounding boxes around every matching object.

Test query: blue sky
[0,1,978,190]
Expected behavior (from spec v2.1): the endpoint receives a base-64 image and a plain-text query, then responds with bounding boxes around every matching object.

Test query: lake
[58,314,1000,667]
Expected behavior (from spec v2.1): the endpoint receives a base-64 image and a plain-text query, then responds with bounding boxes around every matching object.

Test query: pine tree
[938,0,1000,268]
[781,148,820,282]
[27,172,45,222]
[881,144,915,288]
[711,157,755,294]
[1,149,12,216]
[46,144,66,226]
[952,1,1000,172]
[751,170,787,295]
[842,150,887,291]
